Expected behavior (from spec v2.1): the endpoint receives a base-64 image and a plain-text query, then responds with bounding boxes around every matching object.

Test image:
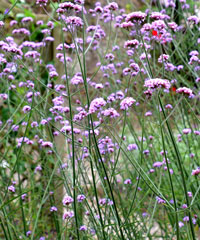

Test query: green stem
[158,95,196,240]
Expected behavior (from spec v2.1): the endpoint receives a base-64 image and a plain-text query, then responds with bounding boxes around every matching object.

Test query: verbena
[0,0,200,239]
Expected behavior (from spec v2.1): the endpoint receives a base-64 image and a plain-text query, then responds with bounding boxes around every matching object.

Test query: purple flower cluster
[0,1,199,238]
[88,98,107,114]
[120,97,136,110]
[62,196,74,206]
[144,78,171,90]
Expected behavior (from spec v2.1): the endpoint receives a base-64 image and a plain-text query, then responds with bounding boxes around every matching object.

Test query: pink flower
[144,78,171,90]
[89,98,107,114]
[0,21,4,28]
[124,179,132,184]
[64,16,83,27]
[62,196,74,205]
[125,11,147,22]
[156,196,166,204]
[105,2,118,11]
[182,128,191,135]
[127,144,138,151]
[23,105,31,113]
[101,108,120,118]
[8,185,15,192]
[36,0,48,6]
[192,168,200,176]
[77,194,86,202]
[70,76,83,85]
[120,97,136,110]
[176,87,193,97]
[63,211,74,219]
[187,16,200,25]
[50,206,57,212]
[21,17,33,24]
[41,141,53,148]
[121,21,134,28]
[124,40,139,49]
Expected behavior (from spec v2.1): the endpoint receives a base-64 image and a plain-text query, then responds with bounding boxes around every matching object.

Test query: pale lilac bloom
[151,20,166,30]
[144,78,171,90]
[192,168,200,176]
[88,98,107,114]
[101,108,120,118]
[183,216,189,222]
[35,165,42,173]
[64,16,83,27]
[105,2,118,11]
[120,97,136,110]
[26,231,32,237]
[190,153,195,158]
[74,0,84,4]
[62,196,74,205]
[50,206,57,212]
[121,21,134,28]
[156,196,166,204]
[126,11,147,22]
[192,218,197,225]
[150,12,168,20]
[145,111,152,116]
[10,20,17,27]
[71,76,84,85]
[153,161,164,168]
[142,212,148,217]
[107,199,113,206]
[194,131,200,135]
[168,22,178,31]
[21,194,27,200]
[189,50,199,56]
[0,21,4,27]
[187,15,200,24]
[124,39,139,49]
[36,0,48,6]
[23,105,31,113]
[12,28,30,36]
[182,128,191,134]
[165,104,173,109]
[158,54,169,63]
[63,211,74,219]
[44,36,54,42]
[8,185,15,192]
[179,221,184,228]
[124,179,132,184]
[41,141,53,148]
[127,144,138,151]
[99,198,107,205]
[37,20,43,25]
[176,87,193,97]
[21,17,33,24]
[77,194,86,202]
[79,225,87,231]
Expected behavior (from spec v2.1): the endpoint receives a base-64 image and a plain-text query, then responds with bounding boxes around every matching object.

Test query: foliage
[0,0,200,239]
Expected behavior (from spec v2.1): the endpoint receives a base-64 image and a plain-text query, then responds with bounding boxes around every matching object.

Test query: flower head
[89,98,106,114]
[144,78,171,90]
[120,97,135,110]
[62,196,74,205]
[176,87,193,98]
[126,11,147,23]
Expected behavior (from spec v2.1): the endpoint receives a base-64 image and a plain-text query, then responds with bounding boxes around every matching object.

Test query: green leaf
[9,0,15,4]
[16,13,25,20]
[24,8,35,18]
